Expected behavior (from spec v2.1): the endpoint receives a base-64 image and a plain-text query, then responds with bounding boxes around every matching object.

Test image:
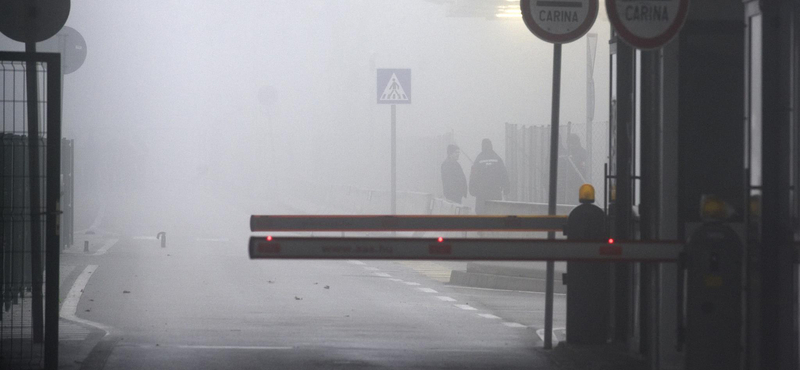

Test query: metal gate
[0,52,62,370]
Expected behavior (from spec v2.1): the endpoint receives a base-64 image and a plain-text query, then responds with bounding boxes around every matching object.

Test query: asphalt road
[58,229,566,370]
[55,182,567,369]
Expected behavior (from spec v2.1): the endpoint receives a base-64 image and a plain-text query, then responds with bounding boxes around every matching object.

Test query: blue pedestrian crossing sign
[377,69,411,104]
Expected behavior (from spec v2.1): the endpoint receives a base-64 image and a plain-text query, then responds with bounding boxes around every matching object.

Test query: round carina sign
[605,0,690,49]
[520,0,599,44]
[0,0,71,43]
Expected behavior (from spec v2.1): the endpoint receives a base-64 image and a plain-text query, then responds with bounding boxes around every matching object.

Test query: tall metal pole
[45,54,62,370]
[25,42,44,344]
[391,104,397,215]
[586,33,597,183]
[545,43,562,350]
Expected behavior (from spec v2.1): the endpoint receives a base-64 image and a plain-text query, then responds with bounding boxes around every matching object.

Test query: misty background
[1,0,610,240]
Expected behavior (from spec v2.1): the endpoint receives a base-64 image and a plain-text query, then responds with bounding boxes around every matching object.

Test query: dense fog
[1,0,611,241]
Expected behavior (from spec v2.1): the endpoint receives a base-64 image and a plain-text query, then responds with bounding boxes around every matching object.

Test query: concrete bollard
[84,240,89,253]
[157,232,166,248]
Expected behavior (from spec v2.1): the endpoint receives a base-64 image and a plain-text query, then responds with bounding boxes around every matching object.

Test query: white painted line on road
[436,296,457,302]
[93,238,119,256]
[175,345,293,350]
[449,285,568,296]
[133,236,157,240]
[504,322,527,328]
[60,265,111,336]
[455,304,477,311]
[417,288,438,293]
[387,278,404,282]
[364,267,379,271]
[478,314,501,319]
[404,282,421,286]
[374,272,391,277]
[347,260,366,265]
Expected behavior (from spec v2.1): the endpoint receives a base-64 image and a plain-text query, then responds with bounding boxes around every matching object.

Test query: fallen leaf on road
[294,296,303,300]
[123,291,131,294]
[85,309,90,312]
[268,280,275,284]
[324,286,330,289]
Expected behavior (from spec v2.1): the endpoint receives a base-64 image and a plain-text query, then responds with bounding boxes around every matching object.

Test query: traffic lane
[104,345,552,370]
[78,238,551,369]
[372,260,566,332]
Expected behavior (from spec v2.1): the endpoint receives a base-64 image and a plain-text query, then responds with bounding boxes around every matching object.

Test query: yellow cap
[700,195,728,220]
[579,184,595,203]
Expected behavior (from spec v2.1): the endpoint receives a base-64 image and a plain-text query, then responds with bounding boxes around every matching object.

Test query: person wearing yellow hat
[565,184,609,344]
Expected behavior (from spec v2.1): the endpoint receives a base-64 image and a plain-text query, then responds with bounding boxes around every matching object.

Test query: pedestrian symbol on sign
[380,74,408,102]
[376,69,411,104]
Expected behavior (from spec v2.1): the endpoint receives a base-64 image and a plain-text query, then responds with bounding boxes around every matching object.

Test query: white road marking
[374,272,391,277]
[436,296,457,302]
[404,282,421,286]
[450,285,568,296]
[60,265,111,336]
[503,322,527,328]
[478,314,501,319]
[133,236,157,240]
[455,304,477,311]
[364,267,379,271]
[347,260,366,265]
[175,345,293,350]
[387,278,404,282]
[93,238,119,256]
[417,288,438,293]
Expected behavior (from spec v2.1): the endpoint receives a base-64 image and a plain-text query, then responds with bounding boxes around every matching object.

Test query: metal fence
[1,52,62,370]
[505,121,609,205]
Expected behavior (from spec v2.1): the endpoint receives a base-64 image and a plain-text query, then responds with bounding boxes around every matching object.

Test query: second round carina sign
[606,0,690,49]
[521,0,599,44]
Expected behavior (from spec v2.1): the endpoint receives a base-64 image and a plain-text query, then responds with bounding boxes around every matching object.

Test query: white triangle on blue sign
[380,73,409,102]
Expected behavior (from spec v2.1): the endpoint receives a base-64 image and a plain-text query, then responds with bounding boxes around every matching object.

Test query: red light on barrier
[267,236,273,241]
[438,237,444,243]
[608,238,614,244]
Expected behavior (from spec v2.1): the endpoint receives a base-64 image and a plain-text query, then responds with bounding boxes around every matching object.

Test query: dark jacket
[441,159,467,204]
[565,203,606,240]
[469,150,509,201]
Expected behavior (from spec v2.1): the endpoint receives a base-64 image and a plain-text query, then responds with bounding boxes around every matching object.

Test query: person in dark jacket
[441,144,467,204]
[469,139,510,214]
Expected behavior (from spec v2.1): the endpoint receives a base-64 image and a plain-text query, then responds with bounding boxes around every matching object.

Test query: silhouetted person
[469,139,509,214]
[441,144,467,204]
[565,184,609,344]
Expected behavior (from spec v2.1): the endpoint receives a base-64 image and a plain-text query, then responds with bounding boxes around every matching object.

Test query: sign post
[605,0,690,49]
[377,69,411,215]
[520,0,598,349]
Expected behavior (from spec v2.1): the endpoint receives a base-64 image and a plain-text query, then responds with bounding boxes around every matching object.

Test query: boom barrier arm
[250,215,568,232]
[249,236,683,262]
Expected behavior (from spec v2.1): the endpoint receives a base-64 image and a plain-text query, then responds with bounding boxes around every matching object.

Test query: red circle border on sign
[521,0,599,44]
[605,0,690,49]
